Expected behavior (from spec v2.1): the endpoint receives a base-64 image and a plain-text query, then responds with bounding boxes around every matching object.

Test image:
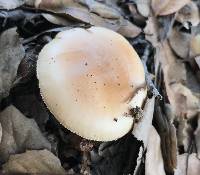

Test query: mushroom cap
[37,27,146,141]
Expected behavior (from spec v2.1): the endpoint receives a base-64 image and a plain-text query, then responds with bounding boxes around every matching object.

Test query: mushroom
[37,27,147,141]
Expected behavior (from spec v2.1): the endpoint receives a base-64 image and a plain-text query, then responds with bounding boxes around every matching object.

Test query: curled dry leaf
[151,0,191,16]
[42,13,72,26]
[25,0,35,6]
[144,17,158,46]
[145,126,166,175]
[35,0,122,30]
[2,149,66,174]
[81,0,121,19]
[0,28,25,102]
[175,153,200,175]
[36,0,120,19]
[176,116,192,151]
[176,1,200,27]
[0,105,51,163]
[195,56,200,69]
[135,0,151,17]
[128,4,146,27]
[154,102,177,173]
[168,27,191,59]
[159,42,200,118]
[35,0,77,9]
[117,20,141,38]
[132,97,155,147]
[0,123,2,144]
[194,114,200,159]
[190,34,200,58]
[0,0,25,10]
[12,94,50,131]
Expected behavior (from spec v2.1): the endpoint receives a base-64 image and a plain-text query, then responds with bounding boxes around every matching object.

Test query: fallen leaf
[117,20,141,38]
[145,126,166,175]
[82,0,121,19]
[159,42,200,118]
[35,0,77,9]
[132,97,155,147]
[195,56,200,69]
[151,0,191,16]
[0,105,51,163]
[0,123,2,144]
[0,28,25,103]
[63,6,121,30]
[34,0,125,31]
[135,0,151,17]
[176,1,200,27]
[128,4,146,27]
[176,116,192,151]
[175,153,200,175]
[194,114,200,159]
[42,13,72,26]
[25,0,35,6]
[2,149,66,174]
[144,17,159,47]
[154,103,177,173]
[0,0,25,10]
[36,0,121,19]
[12,94,49,131]
[168,27,191,59]
[190,34,200,58]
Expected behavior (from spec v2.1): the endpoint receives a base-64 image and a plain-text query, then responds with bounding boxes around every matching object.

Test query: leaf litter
[0,0,200,174]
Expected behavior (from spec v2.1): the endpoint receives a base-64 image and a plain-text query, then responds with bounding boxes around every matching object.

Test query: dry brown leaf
[0,105,51,163]
[144,17,158,46]
[176,1,200,27]
[151,0,191,16]
[0,123,2,144]
[132,97,155,147]
[82,0,120,19]
[128,4,146,27]
[0,28,25,103]
[42,13,71,26]
[168,27,191,59]
[35,1,122,31]
[25,0,35,6]
[159,42,200,118]
[190,34,200,58]
[117,20,141,38]
[135,0,151,17]
[36,0,120,19]
[145,126,166,175]
[195,56,200,69]
[2,149,66,174]
[175,153,200,175]
[35,0,77,9]
[0,0,25,9]
[195,114,200,159]
[176,117,192,151]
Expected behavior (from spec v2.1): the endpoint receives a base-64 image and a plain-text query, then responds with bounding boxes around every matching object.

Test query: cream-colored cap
[37,27,146,141]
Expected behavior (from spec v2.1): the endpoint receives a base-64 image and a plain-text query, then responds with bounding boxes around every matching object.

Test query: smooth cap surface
[37,27,146,141]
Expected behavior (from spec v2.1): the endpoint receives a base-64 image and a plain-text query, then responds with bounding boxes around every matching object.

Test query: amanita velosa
[37,27,147,141]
